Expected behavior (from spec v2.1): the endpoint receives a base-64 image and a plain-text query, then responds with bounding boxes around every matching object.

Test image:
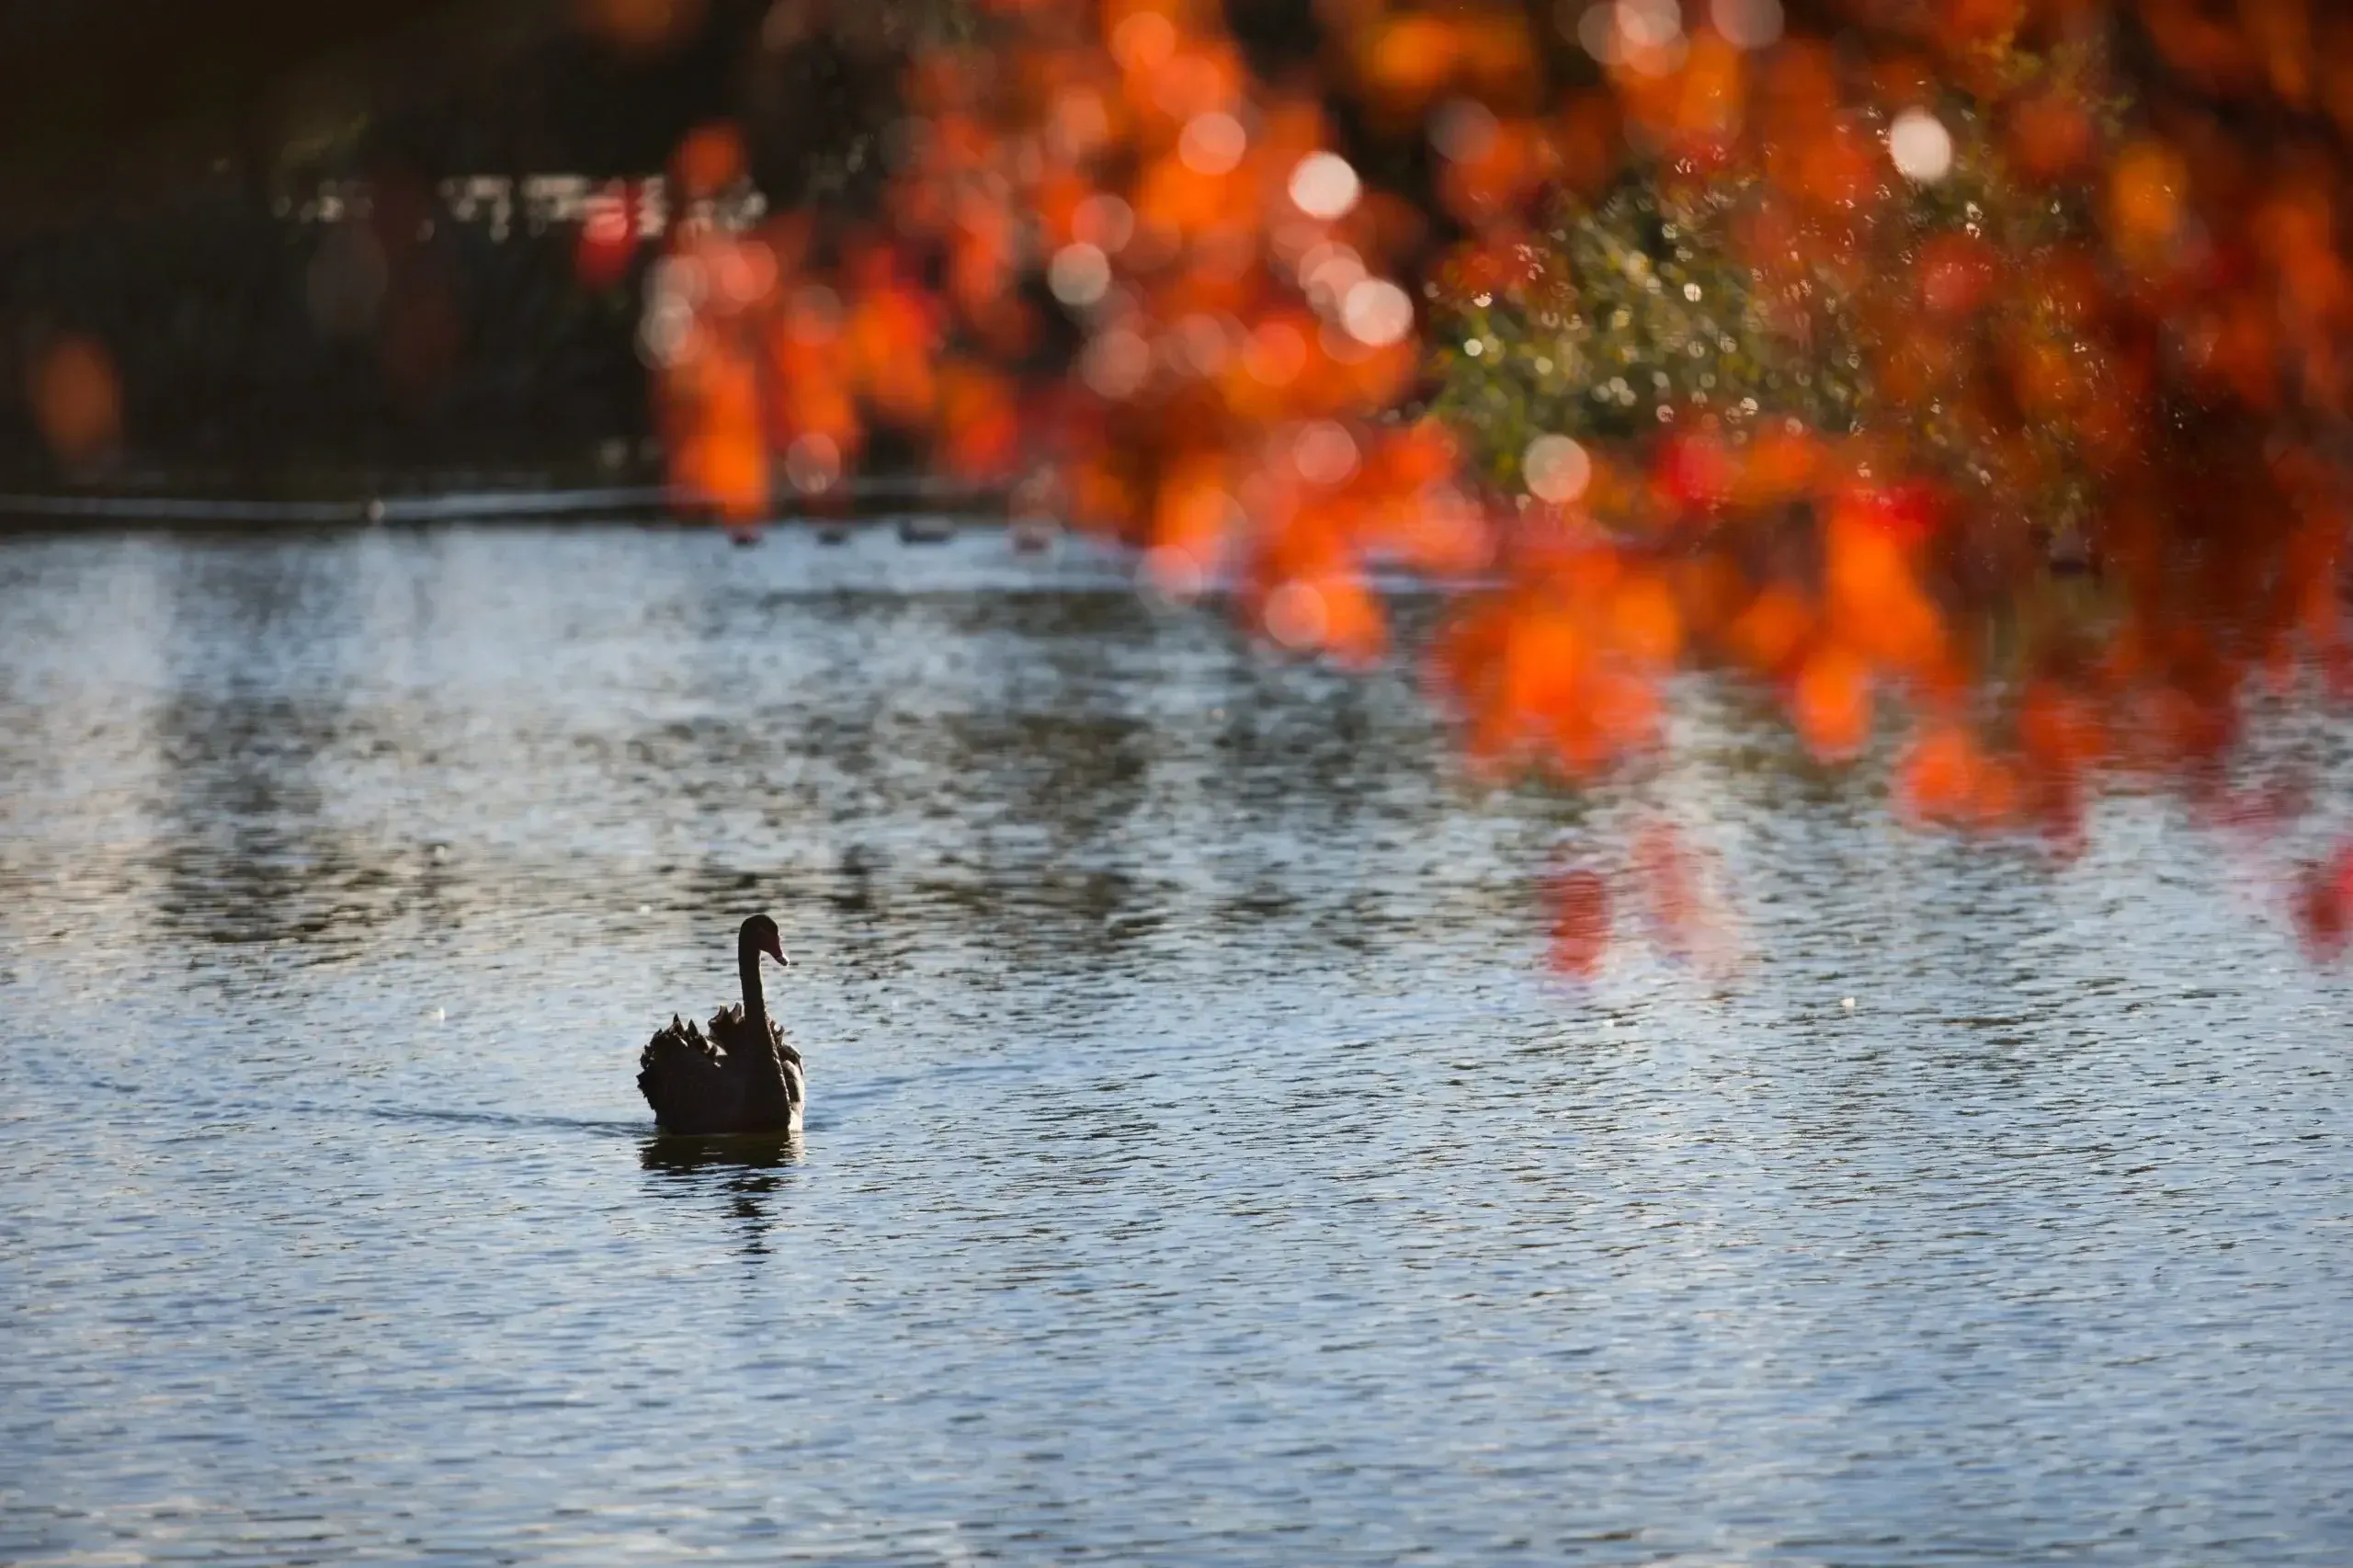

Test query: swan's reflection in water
[639,1132,804,1256]
[638,1131,804,1174]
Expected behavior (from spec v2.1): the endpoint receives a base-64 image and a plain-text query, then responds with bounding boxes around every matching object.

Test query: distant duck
[1007,472,1060,554]
[638,915,804,1134]
[897,515,956,545]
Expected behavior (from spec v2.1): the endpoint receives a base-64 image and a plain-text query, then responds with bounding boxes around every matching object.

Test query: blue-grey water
[1,523,2348,1565]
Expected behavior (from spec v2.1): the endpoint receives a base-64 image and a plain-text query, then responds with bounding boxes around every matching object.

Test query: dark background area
[0,0,912,488]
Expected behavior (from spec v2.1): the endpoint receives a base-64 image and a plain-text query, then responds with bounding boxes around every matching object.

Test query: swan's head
[743,913,790,967]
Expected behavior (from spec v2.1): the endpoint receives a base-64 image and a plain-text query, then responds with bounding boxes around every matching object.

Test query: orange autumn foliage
[643,0,2353,970]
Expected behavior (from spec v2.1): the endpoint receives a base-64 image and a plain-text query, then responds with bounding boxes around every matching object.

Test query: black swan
[638,915,805,1134]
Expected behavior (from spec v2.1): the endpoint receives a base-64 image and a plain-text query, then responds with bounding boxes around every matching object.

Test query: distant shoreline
[0,475,1015,530]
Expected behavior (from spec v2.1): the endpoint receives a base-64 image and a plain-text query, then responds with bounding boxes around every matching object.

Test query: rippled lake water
[2,523,2349,1565]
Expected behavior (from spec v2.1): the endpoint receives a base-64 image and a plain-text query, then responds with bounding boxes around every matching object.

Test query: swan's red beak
[763,935,789,965]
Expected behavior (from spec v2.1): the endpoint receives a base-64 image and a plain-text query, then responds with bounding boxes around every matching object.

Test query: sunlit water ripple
[1,523,2347,1565]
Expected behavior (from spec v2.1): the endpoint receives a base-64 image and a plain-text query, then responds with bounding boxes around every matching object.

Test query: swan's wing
[639,1013,728,1114]
[642,1016,718,1067]
[782,1055,807,1127]
[766,1014,803,1066]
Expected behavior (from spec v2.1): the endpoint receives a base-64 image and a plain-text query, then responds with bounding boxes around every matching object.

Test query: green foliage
[1426,72,2110,512]
[1430,176,1865,494]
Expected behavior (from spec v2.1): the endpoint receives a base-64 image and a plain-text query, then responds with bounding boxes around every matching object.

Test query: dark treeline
[0,180,651,485]
[0,0,911,487]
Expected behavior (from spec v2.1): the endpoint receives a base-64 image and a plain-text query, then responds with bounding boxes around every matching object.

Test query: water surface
[2,524,2348,1564]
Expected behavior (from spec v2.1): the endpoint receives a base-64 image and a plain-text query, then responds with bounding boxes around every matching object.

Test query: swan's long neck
[737,928,769,1047]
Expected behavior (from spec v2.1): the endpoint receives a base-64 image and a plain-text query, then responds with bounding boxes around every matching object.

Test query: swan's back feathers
[639,1003,802,1134]
[708,1004,801,1064]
